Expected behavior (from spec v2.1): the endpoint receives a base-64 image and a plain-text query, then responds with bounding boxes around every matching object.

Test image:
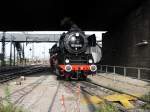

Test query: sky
[0,42,55,60]
[0,31,105,60]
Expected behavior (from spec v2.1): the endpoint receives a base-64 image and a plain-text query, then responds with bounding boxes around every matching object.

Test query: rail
[0,65,48,83]
[97,65,150,82]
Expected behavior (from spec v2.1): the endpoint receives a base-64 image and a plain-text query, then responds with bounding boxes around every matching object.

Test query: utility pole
[17,50,19,65]
[22,43,25,65]
[29,47,32,65]
[32,43,34,64]
[13,43,16,66]
[1,32,6,66]
[10,36,13,66]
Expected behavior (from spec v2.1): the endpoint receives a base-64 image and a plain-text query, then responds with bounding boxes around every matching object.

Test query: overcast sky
[0,42,55,60]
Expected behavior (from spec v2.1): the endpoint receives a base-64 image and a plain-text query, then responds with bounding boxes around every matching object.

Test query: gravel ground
[0,72,59,112]
[50,81,102,112]
[1,72,148,112]
[0,72,102,112]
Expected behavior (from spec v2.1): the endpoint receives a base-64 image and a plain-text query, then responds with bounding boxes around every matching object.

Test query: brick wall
[101,0,150,80]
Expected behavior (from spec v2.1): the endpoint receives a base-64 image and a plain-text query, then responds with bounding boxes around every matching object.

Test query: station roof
[0,0,144,31]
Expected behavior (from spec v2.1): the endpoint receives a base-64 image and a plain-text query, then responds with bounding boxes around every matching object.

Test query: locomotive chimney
[60,17,81,32]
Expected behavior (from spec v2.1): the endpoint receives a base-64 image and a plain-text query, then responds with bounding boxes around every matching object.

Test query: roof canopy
[0,0,143,31]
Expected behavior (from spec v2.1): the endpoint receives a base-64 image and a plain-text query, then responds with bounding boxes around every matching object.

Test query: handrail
[98,64,150,81]
[99,65,150,71]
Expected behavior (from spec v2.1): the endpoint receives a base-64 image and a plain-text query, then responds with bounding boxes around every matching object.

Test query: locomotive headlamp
[65,65,72,72]
[65,59,70,63]
[88,59,93,63]
[70,36,76,42]
[76,33,79,36]
[90,65,97,72]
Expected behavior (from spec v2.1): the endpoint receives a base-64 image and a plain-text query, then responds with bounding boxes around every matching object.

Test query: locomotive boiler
[49,21,102,80]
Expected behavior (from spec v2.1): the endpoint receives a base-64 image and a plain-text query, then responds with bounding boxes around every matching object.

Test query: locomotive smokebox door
[88,34,96,47]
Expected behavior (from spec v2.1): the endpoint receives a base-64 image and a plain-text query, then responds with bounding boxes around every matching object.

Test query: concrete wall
[101,0,150,80]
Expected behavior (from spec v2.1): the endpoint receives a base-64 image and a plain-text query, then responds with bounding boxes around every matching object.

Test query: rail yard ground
[0,70,149,112]
[89,73,150,97]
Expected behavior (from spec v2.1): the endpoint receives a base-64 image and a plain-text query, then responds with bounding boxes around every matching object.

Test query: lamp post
[29,47,32,65]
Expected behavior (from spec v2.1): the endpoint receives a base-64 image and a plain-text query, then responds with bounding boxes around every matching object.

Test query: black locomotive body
[49,25,100,80]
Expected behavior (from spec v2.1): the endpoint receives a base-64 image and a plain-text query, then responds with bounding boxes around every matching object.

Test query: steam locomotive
[49,21,102,80]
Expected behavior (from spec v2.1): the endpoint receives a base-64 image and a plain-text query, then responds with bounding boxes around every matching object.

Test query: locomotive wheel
[65,77,70,81]
[80,75,87,81]
[83,77,87,81]
[55,68,60,76]
[79,77,86,81]
[56,76,61,80]
[65,74,71,81]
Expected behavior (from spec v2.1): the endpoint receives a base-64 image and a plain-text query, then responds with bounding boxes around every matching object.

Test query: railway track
[0,75,48,104]
[82,81,141,112]
[0,72,60,112]
[0,65,48,83]
[62,80,148,112]
[86,79,150,103]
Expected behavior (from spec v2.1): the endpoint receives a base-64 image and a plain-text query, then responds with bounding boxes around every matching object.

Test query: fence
[97,65,150,82]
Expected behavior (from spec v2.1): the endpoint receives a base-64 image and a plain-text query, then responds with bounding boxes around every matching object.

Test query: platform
[88,73,150,97]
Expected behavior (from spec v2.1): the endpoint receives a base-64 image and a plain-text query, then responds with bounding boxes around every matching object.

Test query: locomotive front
[57,31,97,80]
